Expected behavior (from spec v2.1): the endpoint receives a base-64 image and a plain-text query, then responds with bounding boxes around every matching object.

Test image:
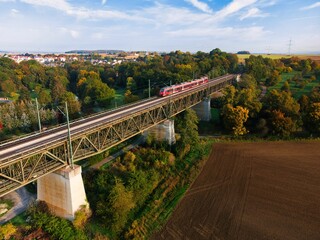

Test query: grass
[113,88,126,107]
[198,109,224,136]
[8,212,28,226]
[267,71,320,99]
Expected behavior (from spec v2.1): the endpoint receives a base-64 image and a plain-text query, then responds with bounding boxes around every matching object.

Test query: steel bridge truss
[0,75,235,196]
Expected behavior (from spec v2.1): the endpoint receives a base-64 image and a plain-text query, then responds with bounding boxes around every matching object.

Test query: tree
[305,102,320,134]
[108,179,135,233]
[124,90,139,103]
[222,85,237,105]
[281,81,290,92]
[237,87,262,118]
[60,92,81,116]
[77,70,115,106]
[270,110,296,137]
[38,89,52,105]
[221,104,249,136]
[265,70,281,86]
[175,108,199,146]
[298,95,309,113]
[263,89,300,120]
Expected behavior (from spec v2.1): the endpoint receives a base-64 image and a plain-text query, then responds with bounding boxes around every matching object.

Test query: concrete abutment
[192,97,211,122]
[37,165,89,220]
[145,119,176,145]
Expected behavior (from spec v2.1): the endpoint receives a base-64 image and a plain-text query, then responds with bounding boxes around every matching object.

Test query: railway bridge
[0,74,236,218]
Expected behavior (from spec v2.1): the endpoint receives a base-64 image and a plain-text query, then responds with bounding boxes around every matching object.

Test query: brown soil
[153,141,320,240]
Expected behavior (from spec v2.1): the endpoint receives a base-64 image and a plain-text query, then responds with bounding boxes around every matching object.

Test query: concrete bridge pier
[192,97,211,121]
[37,165,89,220]
[146,119,176,145]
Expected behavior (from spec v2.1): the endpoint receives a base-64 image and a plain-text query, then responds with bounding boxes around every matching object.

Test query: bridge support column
[192,97,211,121]
[37,165,89,220]
[146,119,176,145]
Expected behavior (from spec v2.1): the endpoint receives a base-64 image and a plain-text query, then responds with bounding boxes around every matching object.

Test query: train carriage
[159,77,208,97]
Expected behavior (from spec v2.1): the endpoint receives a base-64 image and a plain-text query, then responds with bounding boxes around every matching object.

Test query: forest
[0,49,319,139]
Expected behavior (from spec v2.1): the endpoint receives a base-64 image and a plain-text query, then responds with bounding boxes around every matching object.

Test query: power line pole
[288,39,292,56]
[65,102,74,169]
[35,98,42,132]
[148,79,151,98]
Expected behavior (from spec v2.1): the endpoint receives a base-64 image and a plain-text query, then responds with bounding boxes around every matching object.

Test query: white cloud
[0,0,16,2]
[20,0,70,11]
[141,3,209,26]
[216,0,257,19]
[166,26,268,40]
[10,8,20,17]
[301,2,320,10]
[185,0,212,13]
[240,7,268,20]
[59,27,80,38]
[101,0,107,5]
[11,8,19,13]
[20,0,144,21]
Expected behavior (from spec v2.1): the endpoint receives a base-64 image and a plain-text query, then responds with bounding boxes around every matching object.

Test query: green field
[267,71,320,99]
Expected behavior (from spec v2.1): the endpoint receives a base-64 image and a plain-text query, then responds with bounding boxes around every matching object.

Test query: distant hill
[237,51,250,54]
[65,50,124,54]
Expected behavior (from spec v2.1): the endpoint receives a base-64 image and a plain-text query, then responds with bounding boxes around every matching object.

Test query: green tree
[281,81,290,92]
[77,70,115,106]
[305,102,320,134]
[175,108,199,147]
[60,91,81,116]
[265,70,281,86]
[38,89,52,105]
[263,89,300,119]
[237,87,262,118]
[108,179,135,233]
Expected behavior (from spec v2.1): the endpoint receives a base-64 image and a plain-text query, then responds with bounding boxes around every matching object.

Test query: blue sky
[0,0,319,53]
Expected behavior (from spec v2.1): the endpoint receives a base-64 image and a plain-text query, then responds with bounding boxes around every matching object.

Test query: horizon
[1,49,320,55]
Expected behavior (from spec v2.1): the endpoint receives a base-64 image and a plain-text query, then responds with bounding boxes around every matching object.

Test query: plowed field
[153,141,320,240]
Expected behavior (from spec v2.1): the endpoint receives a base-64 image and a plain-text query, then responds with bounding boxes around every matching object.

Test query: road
[0,187,36,224]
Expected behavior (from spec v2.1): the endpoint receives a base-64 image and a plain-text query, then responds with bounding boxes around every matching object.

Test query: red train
[159,77,209,97]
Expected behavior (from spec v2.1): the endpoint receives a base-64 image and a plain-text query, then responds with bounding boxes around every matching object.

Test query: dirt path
[90,135,145,169]
[259,85,267,99]
[0,187,36,224]
[153,141,320,240]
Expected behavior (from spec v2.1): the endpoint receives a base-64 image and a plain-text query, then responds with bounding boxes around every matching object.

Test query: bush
[0,223,17,240]
[73,205,92,230]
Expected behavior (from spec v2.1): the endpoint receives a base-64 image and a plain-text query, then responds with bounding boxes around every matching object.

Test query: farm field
[153,141,320,240]
[237,54,320,64]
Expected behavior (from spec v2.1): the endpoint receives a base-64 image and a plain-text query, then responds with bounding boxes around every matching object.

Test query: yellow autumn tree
[222,104,249,136]
[0,223,17,240]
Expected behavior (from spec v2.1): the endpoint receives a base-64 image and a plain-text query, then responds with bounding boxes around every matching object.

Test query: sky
[0,0,319,53]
